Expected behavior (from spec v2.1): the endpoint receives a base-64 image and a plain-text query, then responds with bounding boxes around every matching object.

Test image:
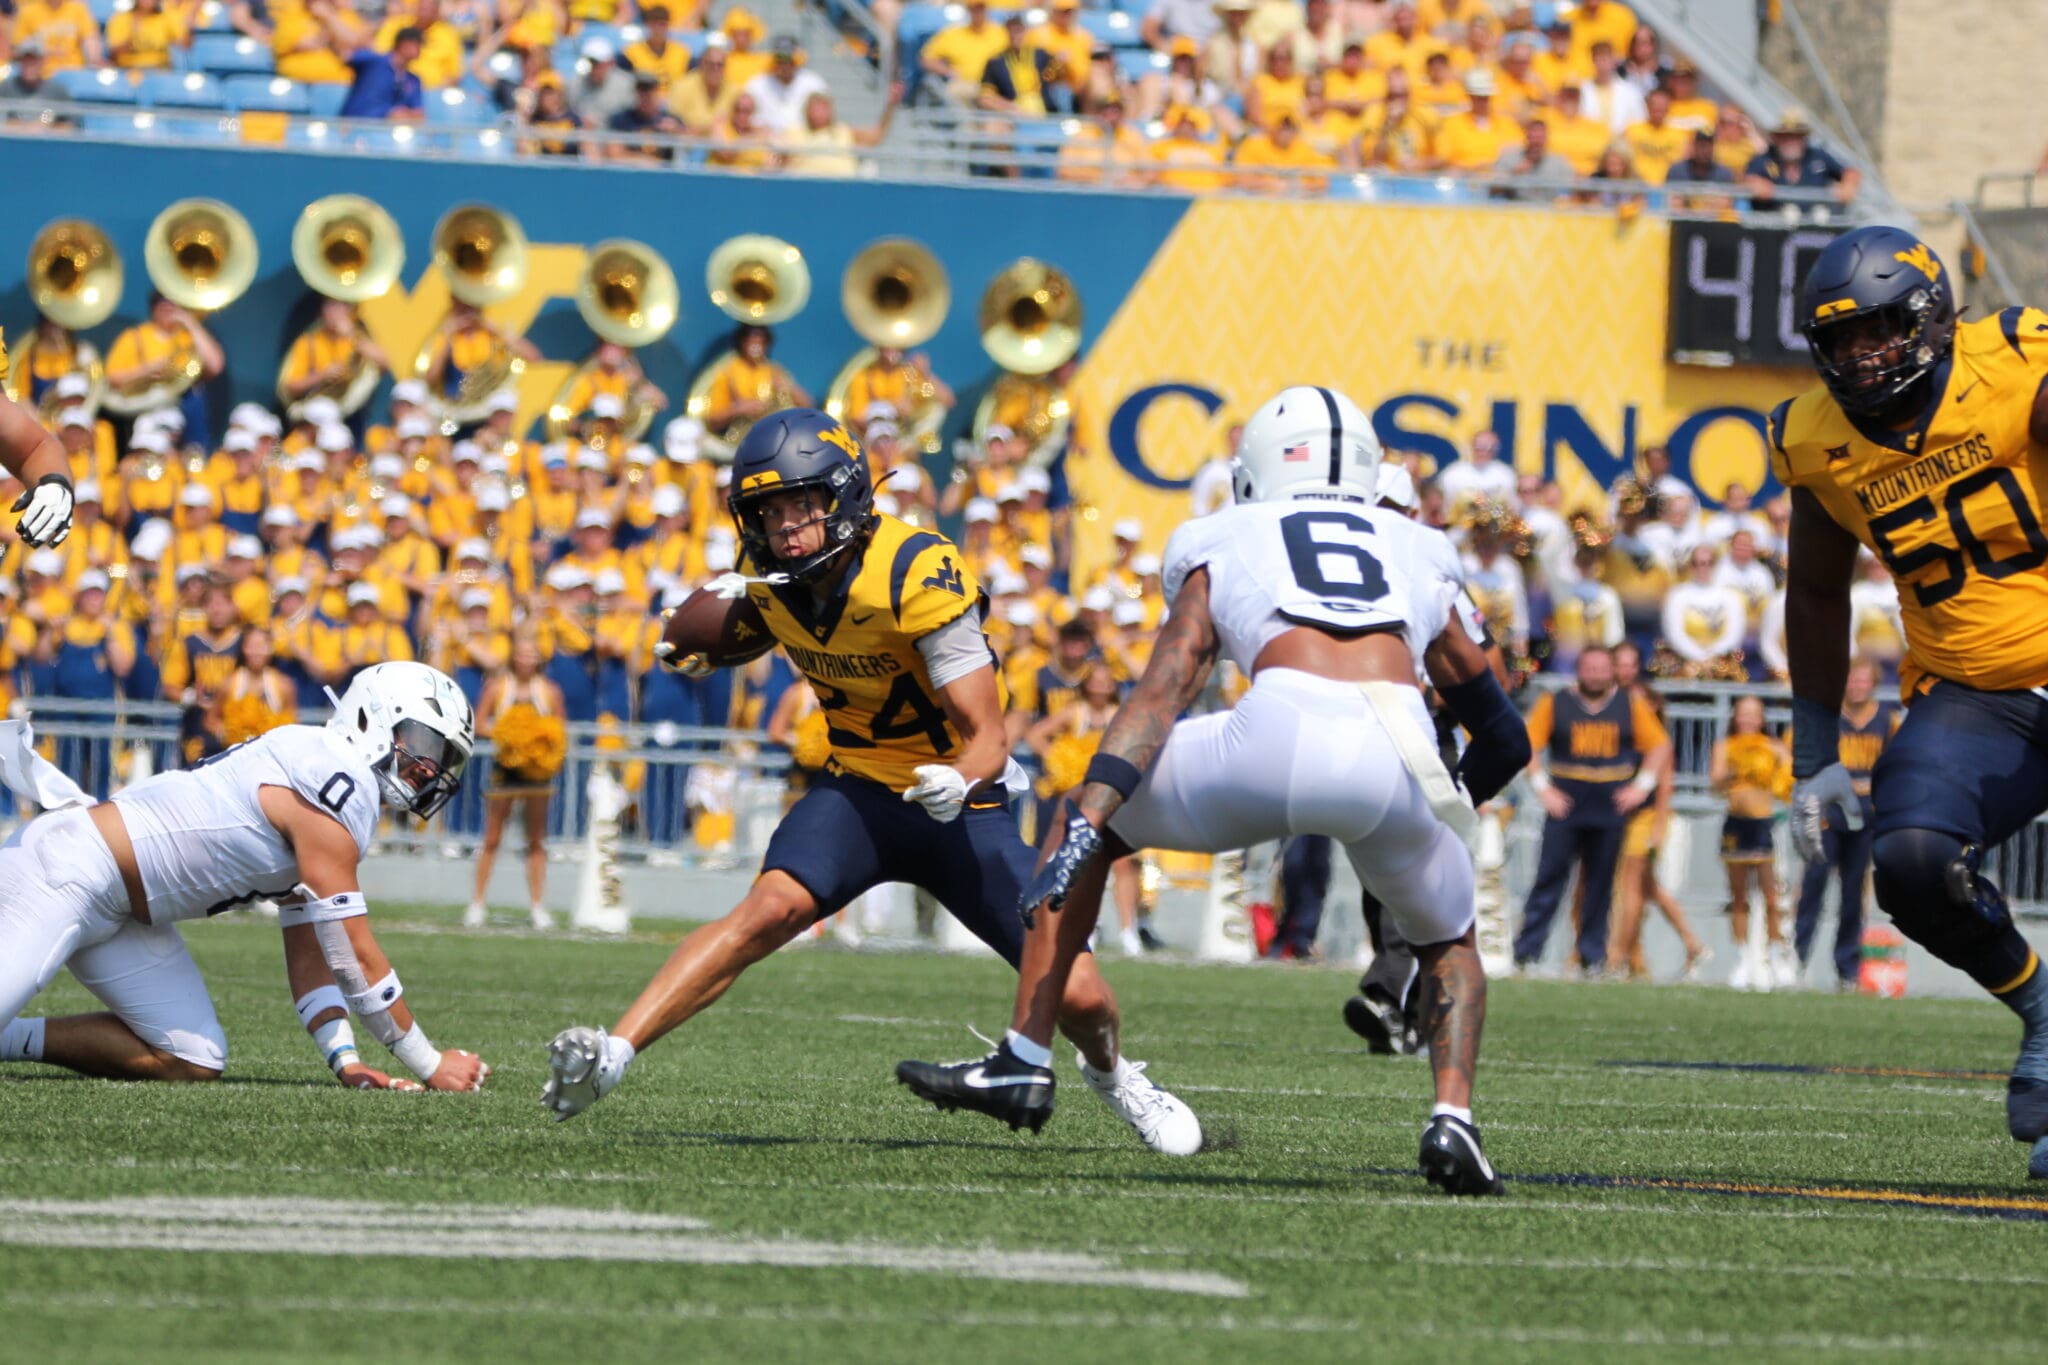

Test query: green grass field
[5,908,2047,1363]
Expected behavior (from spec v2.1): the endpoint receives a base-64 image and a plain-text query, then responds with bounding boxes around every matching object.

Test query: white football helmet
[326,662,475,819]
[1232,386,1382,506]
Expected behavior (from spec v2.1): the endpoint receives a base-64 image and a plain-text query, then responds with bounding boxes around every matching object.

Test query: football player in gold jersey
[1773,226,2048,1175]
[0,329,76,548]
[542,410,1200,1155]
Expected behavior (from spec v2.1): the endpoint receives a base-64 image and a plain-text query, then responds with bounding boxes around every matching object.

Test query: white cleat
[1768,942,1800,990]
[463,903,487,930]
[542,1025,632,1122]
[1079,1051,1203,1156]
[530,905,555,932]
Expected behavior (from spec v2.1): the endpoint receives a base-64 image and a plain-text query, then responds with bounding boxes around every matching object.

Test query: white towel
[0,719,95,813]
[1356,682,1479,850]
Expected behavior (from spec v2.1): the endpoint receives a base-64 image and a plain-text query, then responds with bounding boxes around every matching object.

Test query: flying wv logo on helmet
[727,408,879,583]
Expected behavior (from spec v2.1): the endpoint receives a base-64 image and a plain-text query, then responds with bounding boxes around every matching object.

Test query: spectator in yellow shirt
[1415,50,1470,123]
[1246,42,1308,131]
[721,8,774,88]
[1152,105,1231,193]
[1490,34,1548,118]
[1430,67,1519,170]
[376,0,465,87]
[1539,82,1608,175]
[670,40,740,133]
[1357,68,1433,171]
[1663,59,1717,134]
[1030,0,1094,93]
[273,0,360,84]
[1712,104,1763,178]
[1232,110,1337,193]
[497,0,565,54]
[10,0,102,71]
[1203,0,1259,96]
[1295,77,1355,162]
[106,0,190,70]
[1621,87,1689,185]
[1568,0,1636,66]
[624,7,693,91]
[1530,15,1589,94]
[705,91,776,171]
[1364,2,1443,78]
[1058,93,1151,186]
[1320,42,1384,138]
[921,0,1009,105]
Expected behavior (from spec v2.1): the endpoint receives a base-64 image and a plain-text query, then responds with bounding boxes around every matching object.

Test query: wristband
[294,984,347,1028]
[389,1022,443,1081]
[1083,753,1142,800]
[1789,694,1841,779]
[1629,771,1658,797]
[1527,769,1553,794]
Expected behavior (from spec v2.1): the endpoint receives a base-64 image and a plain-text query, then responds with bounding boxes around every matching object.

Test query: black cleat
[1419,1113,1506,1197]
[1344,989,1418,1056]
[1137,923,1168,953]
[896,1044,1057,1135]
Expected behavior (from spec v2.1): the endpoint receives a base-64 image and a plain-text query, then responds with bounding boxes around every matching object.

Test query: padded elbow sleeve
[1440,672,1531,806]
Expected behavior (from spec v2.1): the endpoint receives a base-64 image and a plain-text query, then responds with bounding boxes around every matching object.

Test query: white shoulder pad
[264,727,380,858]
[1161,513,1226,606]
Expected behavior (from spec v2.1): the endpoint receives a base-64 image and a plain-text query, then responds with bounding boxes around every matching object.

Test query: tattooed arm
[1072,567,1221,829]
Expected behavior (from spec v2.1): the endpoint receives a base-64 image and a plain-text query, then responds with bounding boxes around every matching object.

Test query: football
[661,587,777,668]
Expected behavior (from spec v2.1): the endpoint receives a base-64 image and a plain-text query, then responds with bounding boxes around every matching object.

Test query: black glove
[1018,810,1104,929]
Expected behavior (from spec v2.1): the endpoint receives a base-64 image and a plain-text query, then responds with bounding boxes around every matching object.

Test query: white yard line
[0,1197,1245,1299]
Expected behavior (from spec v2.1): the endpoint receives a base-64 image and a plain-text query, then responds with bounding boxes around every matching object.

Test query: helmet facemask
[1805,286,1954,418]
[373,716,469,819]
[730,464,874,583]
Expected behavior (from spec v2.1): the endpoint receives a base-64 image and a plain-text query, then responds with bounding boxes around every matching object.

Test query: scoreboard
[1667,220,1845,368]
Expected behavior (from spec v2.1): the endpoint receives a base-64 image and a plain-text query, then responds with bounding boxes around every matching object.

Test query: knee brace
[1872,830,2029,985]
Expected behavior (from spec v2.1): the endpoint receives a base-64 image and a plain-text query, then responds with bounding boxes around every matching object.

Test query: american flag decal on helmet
[1282,442,1312,463]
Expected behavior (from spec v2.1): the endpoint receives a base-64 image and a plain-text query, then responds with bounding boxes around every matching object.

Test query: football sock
[1,1016,46,1062]
[1004,1030,1052,1068]
[1995,959,2048,1080]
[607,1035,637,1072]
[1431,1103,1474,1125]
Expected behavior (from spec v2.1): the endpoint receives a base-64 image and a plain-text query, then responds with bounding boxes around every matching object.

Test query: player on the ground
[896,387,1530,1195]
[0,663,488,1093]
[540,409,1200,1156]
[1774,225,2048,1178]
[0,327,78,548]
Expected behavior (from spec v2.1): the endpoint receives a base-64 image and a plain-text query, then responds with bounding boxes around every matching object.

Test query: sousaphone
[824,238,950,455]
[686,234,809,460]
[8,219,121,423]
[278,194,405,422]
[969,258,1081,467]
[103,198,257,417]
[544,238,680,448]
[413,203,530,433]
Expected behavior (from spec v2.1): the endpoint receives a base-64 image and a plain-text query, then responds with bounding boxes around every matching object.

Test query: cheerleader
[213,628,297,746]
[1710,694,1794,989]
[1605,642,1710,981]
[1024,662,1149,954]
[467,634,568,931]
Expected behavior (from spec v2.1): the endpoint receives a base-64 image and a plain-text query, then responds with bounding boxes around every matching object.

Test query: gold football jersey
[1772,307,2048,697]
[742,514,995,791]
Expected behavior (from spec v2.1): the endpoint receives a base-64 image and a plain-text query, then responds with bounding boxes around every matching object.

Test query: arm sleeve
[915,604,996,689]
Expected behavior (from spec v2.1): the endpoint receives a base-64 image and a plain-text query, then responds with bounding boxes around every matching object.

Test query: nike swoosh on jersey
[850,611,876,625]
[1957,380,1982,401]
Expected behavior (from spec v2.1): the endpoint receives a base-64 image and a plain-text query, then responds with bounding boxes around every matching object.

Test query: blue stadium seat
[306,82,351,118]
[449,127,514,160]
[1078,12,1142,47]
[1116,48,1167,83]
[189,33,275,77]
[51,68,140,104]
[351,123,428,154]
[140,70,227,109]
[85,0,123,21]
[284,118,342,151]
[223,74,310,114]
[1009,117,1066,180]
[1373,175,1478,205]
[81,111,154,138]
[193,0,237,32]
[425,86,492,126]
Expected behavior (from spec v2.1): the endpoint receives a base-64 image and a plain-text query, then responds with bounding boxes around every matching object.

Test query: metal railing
[10,698,795,866]
[0,95,1872,216]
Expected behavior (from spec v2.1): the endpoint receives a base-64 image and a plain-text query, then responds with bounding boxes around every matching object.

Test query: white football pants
[1110,669,1477,947]
[0,808,227,1071]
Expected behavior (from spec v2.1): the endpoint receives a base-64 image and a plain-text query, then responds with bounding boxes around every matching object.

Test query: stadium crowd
[0,0,1863,201]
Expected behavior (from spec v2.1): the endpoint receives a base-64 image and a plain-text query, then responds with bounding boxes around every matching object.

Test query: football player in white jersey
[899,387,1532,1195]
[0,662,490,1094]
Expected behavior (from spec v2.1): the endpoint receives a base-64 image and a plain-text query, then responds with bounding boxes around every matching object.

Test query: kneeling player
[898,387,1530,1195]
[0,663,489,1093]
[541,409,1200,1155]
[1778,226,2048,1177]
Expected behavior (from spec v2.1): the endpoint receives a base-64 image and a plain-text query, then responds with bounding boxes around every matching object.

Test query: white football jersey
[110,725,380,925]
[1162,501,1466,672]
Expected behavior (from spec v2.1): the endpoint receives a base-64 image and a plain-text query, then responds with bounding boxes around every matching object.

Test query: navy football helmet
[1798,225,1956,418]
[726,408,877,582]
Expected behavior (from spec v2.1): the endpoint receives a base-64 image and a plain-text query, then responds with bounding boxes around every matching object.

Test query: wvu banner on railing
[0,141,1806,584]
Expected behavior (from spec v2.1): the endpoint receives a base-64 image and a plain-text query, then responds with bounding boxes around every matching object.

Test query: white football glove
[541,1025,634,1122]
[12,475,74,548]
[1789,762,1862,863]
[705,572,754,600]
[903,764,971,823]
